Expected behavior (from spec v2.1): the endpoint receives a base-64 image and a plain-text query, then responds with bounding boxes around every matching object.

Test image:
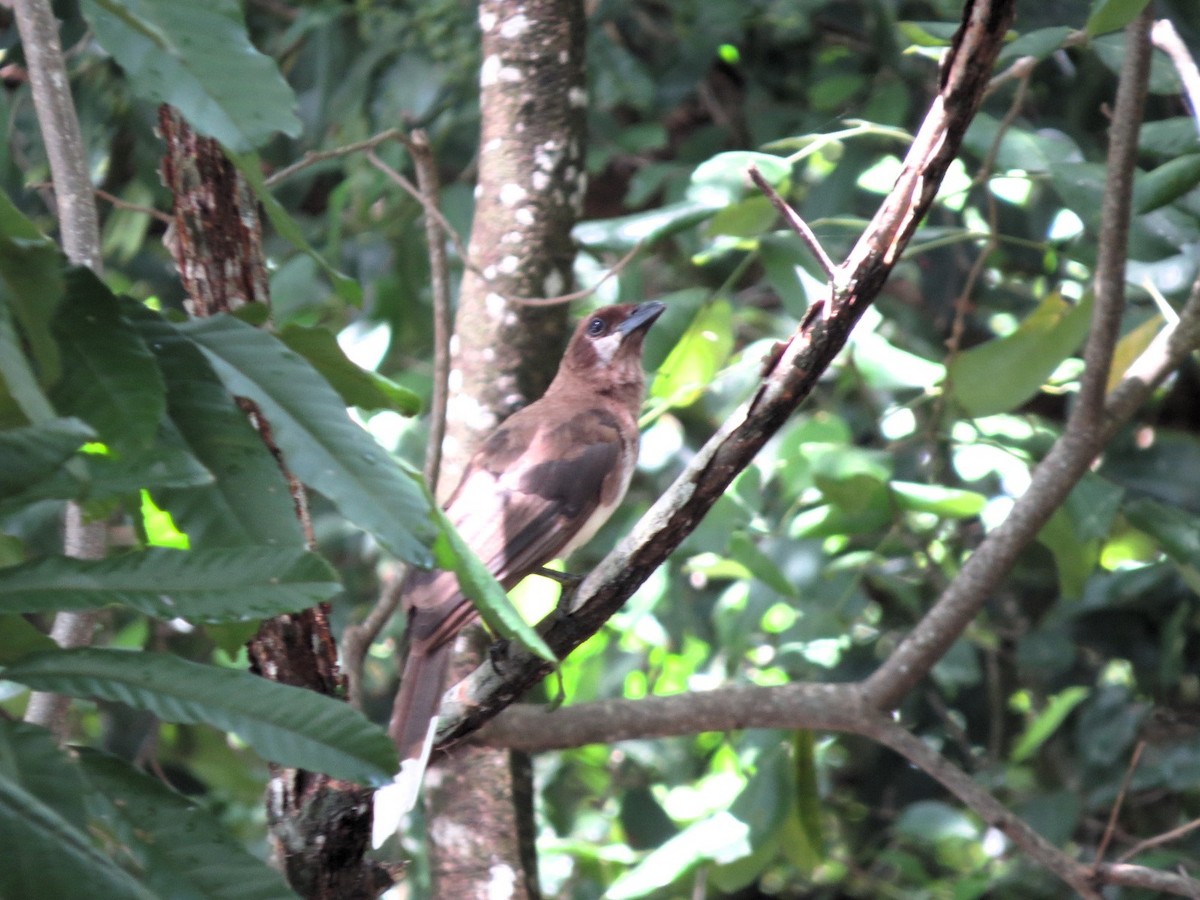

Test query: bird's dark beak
[616,300,666,337]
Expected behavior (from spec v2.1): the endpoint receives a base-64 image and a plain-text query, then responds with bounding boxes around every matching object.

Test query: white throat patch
[591,331,623,365]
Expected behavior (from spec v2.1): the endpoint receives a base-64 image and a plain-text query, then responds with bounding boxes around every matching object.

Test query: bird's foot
[533,566,584,615]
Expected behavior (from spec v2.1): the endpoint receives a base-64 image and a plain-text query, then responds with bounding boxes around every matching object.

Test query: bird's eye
[586,317,606,336]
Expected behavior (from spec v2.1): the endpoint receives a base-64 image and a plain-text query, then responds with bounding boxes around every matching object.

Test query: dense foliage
[1,0,1199,897]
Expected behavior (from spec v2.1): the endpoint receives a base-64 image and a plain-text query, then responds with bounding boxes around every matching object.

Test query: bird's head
[558,301,666,387]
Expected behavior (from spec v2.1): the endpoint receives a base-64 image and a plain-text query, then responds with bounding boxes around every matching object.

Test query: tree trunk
[426,1,587,897]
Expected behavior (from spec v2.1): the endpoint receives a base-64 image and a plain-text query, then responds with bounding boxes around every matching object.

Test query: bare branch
[747,163,836,281]
[15,0,107,740]
[435,0,1018,746]
[1094,741,1146,869]
[863,5,1157,710]
[264,127,407,187]
[1151,18,1200,135]
[409,130,452,496]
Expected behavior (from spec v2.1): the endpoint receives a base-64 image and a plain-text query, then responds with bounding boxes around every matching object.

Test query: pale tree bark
[424,1,587,897]
[14,0,107,739]
[414,3,1200,897]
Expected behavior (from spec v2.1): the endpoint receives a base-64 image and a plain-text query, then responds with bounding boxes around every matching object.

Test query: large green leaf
[181,315,436,565]
[430,503,557,665]
[4,649,397,785]
[651,299,735,409]
[0,189,65,385]
[0,283,57,426]
[0,546,340,623]
[278,324,420,415]
[81,0,300,152]
[79,751,298,900]
[1133,153,1200,214]
[50,270,164,452]
[947,292,1094,418]
[0,417,94,502]
[0,721,154,900]
[127,304,304,549]
[1086,0,1152,36]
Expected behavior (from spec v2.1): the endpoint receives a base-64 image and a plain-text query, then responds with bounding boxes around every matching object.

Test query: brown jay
[373,301,665,844]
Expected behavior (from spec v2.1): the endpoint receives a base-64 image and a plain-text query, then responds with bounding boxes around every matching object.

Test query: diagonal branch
[863,4,1156,710]
[434,0,1017,747]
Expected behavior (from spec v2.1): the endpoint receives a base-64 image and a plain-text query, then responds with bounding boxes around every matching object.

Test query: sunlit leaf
[1086,0,1152,37]
[890,481,985,518]
[651,300,734,408]
[948,292,1093,417]
[430,503,557,665]
[278,324,420,415]
[1011,686,1090,762]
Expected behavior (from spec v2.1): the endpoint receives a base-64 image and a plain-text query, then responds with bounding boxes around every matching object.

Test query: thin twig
[863,4,1157,711]
[409,130,451,495]
[366,149,476,270]
[747,163,836,280]
[94,187,173,225]
[1151,18,1200,136]
[1117,815,1200,864]
[15,0,106,741]
[265,127,407,187]
[508,241,645,306]
[1094,740,1146,869]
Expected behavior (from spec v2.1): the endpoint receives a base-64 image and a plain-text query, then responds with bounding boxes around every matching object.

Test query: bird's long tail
[372,641,453,847]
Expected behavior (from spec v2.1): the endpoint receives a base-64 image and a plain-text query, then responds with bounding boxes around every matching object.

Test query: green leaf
[127,304,303,549]
[786,731,824,872]
[0,271,58,426]
[1086,0,1152,37]
[728,532,797,598]
[0,417,94,502]
[948,292,1093,418]
[1011,686,1090,763]
[49,270,164,452]
[430,503,557,665]
[651,299,734,408]
[4,649,397,785]
[81,0,300,152]
[1123,498,1200,591]
[226,151,362,305]
[78,751,298,900]
[0,722,155,900]
[0,189,64,384]
[0,615,58,664]
[890,481,986,518]
[180,315,435,564]
[574,198,721,252]
[0,546,341,623]
[607,811,752,899]
[1133,153,1200,214]
[687,151,791,207]
[1037,507,1099,599]
[278,324,420,415]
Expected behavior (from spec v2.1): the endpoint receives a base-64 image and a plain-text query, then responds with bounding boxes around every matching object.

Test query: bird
[372,300,665,846]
